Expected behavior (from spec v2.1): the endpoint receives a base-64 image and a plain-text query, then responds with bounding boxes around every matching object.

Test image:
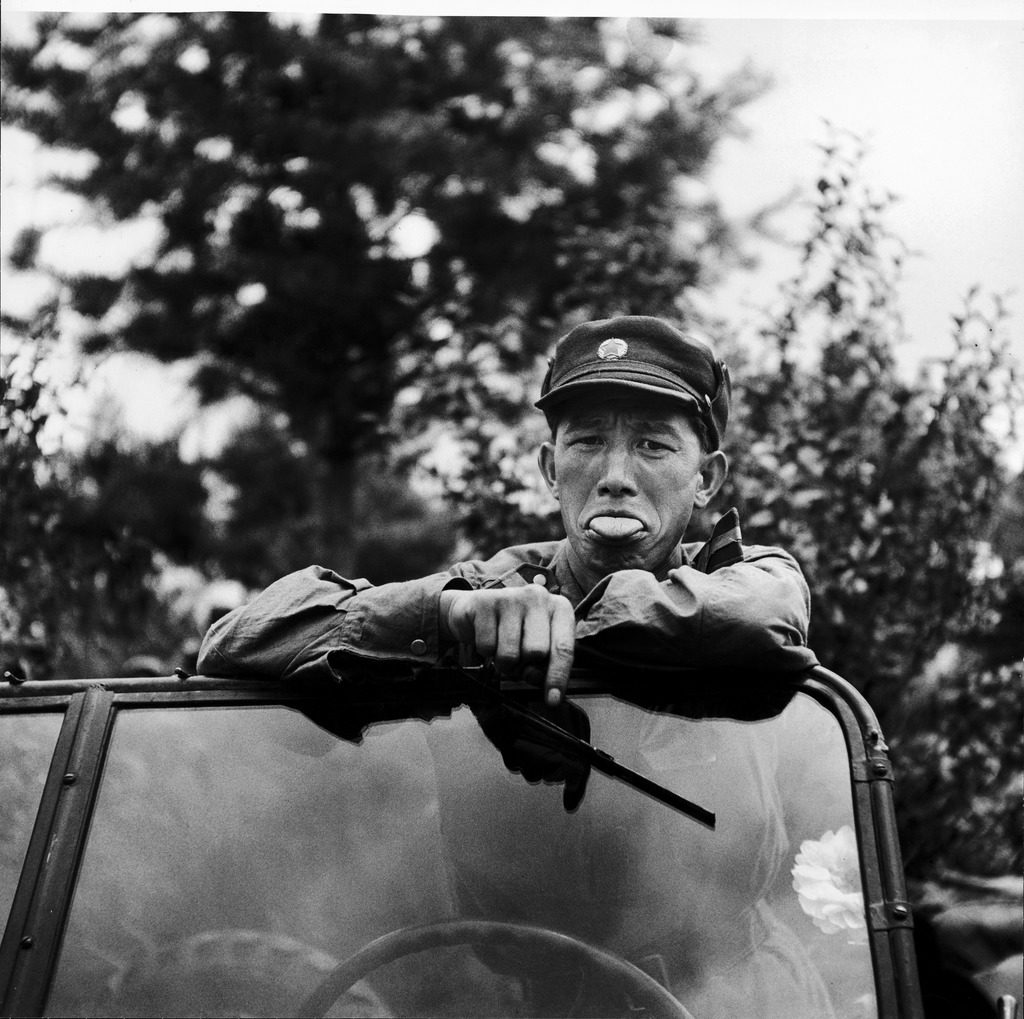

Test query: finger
[494,601,525,673]
[520,598,553,664]
[544,597,575,706]
[472,599,499,659]
[521,664,545,688]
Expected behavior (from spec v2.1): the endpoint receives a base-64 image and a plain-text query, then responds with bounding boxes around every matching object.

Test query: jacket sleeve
[196,564,474,682]
[573,545,818,672]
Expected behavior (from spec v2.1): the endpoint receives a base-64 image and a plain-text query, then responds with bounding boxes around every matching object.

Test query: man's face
[538,392,727,584]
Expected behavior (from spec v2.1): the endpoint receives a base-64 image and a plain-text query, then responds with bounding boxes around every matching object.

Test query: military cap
[535,315,731,449]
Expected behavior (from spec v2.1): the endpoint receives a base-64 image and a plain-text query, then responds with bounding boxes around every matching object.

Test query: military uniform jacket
[197,511,819,682]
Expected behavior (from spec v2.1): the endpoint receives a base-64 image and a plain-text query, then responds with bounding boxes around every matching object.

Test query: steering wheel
[299,918,694,1018]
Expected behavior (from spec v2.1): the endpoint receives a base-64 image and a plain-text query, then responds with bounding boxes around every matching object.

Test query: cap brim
[535,376,705,414]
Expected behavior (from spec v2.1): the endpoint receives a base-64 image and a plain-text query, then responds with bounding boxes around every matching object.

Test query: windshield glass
[47,692,876,1018]
[1,712,63,935]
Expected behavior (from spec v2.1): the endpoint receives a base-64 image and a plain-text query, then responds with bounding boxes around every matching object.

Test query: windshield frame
[0,665,924,1018]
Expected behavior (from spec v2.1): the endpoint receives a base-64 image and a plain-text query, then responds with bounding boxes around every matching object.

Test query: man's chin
[576,534,659,576]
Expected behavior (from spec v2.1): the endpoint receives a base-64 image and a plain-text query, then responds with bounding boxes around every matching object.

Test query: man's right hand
[438,586,576,706]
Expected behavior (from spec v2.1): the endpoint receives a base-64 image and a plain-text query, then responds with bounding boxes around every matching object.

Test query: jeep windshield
[1,666,921,1018]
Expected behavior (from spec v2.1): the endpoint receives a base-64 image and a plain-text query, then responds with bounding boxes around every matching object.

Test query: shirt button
[410,639,427,655]
[532,574,547,587]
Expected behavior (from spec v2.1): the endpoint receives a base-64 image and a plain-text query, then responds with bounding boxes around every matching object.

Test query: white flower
[791,825,869,944]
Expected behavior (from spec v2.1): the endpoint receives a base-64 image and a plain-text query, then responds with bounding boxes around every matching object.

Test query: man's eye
[639,439,671,453]
[569,435,602,447]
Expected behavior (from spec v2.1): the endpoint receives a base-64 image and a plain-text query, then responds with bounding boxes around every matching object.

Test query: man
[198,315,816,694]
[197,315,833,1017]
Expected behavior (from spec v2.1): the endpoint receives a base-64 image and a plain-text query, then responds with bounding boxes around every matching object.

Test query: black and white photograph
[2,2,1021,1016]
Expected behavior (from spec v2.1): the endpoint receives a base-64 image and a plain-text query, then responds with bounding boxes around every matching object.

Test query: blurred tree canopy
[722,137,1022,878]
[3,12,763,572]
[1,315,208,679]
[205,412,456,587]
[0,328,455,678]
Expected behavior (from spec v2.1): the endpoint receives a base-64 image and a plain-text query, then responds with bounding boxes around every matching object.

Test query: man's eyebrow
[631,418,681,434]
[623,416,689,438]
[562,415,609,431]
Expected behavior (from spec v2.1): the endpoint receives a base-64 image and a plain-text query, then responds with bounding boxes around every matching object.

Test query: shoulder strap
[693,507,744,573]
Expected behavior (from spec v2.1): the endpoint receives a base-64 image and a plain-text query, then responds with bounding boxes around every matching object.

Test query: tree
[722,132,1021,717]
[1,309,210,679]
[0,318,460,678]
[707,136,1023,880]
[204,413,457,588]
[3,13,766,573]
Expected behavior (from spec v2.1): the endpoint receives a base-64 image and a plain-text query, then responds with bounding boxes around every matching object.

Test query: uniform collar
[497,508,742,608]
[548,539,686,608]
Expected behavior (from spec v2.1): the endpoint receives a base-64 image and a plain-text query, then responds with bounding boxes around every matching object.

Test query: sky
[2,2,1022,459]
[691,15,1024,377]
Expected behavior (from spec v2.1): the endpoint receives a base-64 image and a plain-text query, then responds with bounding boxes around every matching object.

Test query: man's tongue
[588,516,643,540]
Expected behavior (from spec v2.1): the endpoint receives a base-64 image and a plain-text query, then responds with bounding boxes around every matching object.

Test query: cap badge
[597,337,628,360]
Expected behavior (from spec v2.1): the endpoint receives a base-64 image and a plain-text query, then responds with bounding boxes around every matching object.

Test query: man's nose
[597,447,639,496]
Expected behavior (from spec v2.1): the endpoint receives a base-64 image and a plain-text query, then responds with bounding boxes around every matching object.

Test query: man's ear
[694,450,728,508]
[538,441,559,499]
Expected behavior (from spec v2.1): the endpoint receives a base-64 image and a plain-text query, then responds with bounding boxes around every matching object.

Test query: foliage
[0,311,207,679]
[892,570,1023,878]
[720,133,1021,715]
[0,326,458,681]
[402,347,563,555]
[3,12,766,571]
[890,493,1023,878]
[205,413,456,588]
[688,133,1022,879]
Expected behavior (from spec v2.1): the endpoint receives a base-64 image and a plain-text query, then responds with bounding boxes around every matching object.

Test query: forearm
[574,547,817,671]
[197,565,471,681]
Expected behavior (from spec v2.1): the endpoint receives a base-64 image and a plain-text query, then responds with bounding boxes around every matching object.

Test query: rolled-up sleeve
[197,564,473,681]
[573,546,817,671]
